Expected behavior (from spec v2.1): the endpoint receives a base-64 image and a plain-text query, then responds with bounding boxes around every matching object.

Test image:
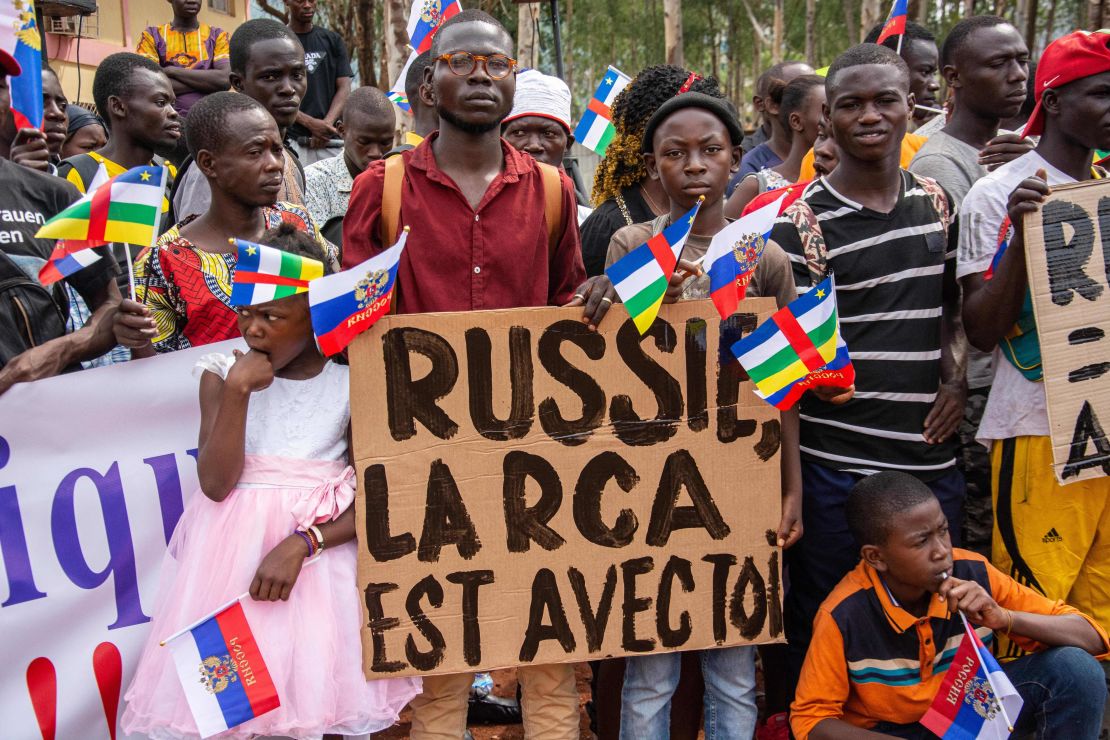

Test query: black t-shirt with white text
[290,26,353,139]
[0,158,116,310]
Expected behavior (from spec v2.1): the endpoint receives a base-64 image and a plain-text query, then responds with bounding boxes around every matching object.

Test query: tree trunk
[517,3,539,70]
[805,0,817,66]
[1022,0,1038,49]
[1089,0,1106,29]
[752,20,762,87]
[664,0,684,66]
[383,0,409,91]
[354,0,377,87]
[564,0,574,102]
[860,0,882,41]
[841,0,858,45]
[963,0,974,16]
[772,0,784,63]
[916,0,929,23]
[1042,0,1056,49]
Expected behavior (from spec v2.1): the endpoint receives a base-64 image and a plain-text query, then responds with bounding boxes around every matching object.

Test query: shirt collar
[818,170,909,213]
[864,561,951,634]
[406,130,532,183]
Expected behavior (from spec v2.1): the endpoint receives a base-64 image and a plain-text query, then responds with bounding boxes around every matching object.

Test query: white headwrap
[505,69,573,134]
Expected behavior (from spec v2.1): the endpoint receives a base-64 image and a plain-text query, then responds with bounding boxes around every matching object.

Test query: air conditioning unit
[45,12,98,38]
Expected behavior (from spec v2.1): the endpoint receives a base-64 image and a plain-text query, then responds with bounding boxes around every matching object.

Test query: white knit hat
[505,69,573,133]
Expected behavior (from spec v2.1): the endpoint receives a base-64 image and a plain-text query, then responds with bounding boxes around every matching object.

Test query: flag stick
[915,104,946,115]
[158,557,321,646]
[125,244,137,303]
[896,32,903,56]
[957,611,1016,732]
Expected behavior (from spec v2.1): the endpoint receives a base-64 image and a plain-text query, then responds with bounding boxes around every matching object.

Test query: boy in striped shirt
[765,44,968,690]
[791,471,1107,738]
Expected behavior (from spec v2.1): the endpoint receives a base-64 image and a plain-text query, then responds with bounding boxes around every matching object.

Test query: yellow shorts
[991,436,1110,660]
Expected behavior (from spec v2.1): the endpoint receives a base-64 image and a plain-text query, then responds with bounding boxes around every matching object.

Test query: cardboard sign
[349,300,784,677]
[1024,178,1110,483]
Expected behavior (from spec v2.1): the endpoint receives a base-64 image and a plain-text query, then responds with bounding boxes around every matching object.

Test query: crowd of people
[2,2,1109,738]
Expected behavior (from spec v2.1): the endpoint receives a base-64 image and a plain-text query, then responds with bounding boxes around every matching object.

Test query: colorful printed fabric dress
[135,202,336,353]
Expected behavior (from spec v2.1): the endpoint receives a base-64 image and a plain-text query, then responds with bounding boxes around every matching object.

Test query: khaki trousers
[409,664,579,739]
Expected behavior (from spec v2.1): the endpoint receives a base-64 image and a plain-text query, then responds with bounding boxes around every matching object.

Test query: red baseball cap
[1024,30,1110,138]
[0,47,21,77]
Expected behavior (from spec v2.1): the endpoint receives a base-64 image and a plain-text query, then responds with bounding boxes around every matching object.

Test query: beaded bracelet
[294,529,316,557]
[309,524,326,552]
[304,526,320,554]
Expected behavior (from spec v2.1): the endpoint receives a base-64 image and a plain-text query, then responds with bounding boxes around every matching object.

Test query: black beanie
[641,92,743,154]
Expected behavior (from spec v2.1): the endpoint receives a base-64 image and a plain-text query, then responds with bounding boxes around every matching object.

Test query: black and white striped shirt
[769,171,958,479]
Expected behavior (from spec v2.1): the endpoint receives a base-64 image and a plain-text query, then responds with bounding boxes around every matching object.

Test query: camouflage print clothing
[959,387,992,556]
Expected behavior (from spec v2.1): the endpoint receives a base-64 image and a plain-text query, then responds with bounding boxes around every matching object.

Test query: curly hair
[591,65,724,205]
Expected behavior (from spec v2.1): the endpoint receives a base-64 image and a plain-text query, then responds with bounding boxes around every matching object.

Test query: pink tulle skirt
[121,454,421,740]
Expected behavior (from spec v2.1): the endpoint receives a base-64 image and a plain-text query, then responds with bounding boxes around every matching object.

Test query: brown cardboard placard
[349,299,784,677]
[1024,178,1110,484]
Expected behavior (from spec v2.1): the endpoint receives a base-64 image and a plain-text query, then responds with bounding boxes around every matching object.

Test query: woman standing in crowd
[61,105,108,159]
[579,65,725,277]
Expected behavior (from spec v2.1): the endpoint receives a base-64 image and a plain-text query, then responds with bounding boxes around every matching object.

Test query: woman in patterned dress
[113,92,336,356]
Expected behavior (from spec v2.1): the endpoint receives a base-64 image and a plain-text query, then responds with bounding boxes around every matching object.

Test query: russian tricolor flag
[704,191,787,320]
[164,599,280,738]
[37,241,104,285]
[921,614,1023,740]
[309,228,407,356]
[407,0,461,55]
[876,0,909,46]
[1,0,44,129]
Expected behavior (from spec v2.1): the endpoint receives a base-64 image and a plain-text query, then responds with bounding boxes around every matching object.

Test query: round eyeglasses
[435,52,518,80]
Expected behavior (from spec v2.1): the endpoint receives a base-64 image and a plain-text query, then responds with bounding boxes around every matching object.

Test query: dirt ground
[372,664,597,740]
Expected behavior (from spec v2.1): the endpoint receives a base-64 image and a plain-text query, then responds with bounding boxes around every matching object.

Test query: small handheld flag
[984,216,1011,281]
[0,0,43,129]
[573,66,632,156]
[389,51,416,113]
[162,597,280,738]
[309,228,408,356]
[35,165,167,247]
[876,0,909,49]
[606,197,702,335]
[229,240,325,307]
[704,191,787,320]
[920,611,1023,739]
[38,241,104,285]
[731,275,855,411]
[408,0,461,54]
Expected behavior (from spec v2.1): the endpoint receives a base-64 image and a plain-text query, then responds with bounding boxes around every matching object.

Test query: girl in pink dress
[122,225,420,739]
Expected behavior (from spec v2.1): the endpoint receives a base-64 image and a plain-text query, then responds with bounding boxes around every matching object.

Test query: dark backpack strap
[166,154,194,226]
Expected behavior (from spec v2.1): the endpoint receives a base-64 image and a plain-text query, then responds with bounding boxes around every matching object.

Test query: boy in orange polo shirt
[791,471,1107,739]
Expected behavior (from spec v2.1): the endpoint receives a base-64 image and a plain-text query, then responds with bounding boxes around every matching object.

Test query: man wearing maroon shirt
[343,10,611,740]
[343,11,611,322]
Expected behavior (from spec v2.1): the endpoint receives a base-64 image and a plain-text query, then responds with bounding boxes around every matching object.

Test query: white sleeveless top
[195,353,350,462]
